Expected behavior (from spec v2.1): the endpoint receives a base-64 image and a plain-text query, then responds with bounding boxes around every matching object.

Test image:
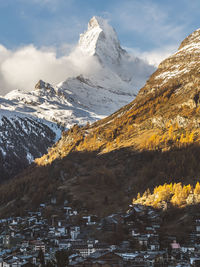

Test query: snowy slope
[78,16,152,87]
[2,81,101,128]
[0,109,61,180]
[0,16,154,179]
[1,16,154,126]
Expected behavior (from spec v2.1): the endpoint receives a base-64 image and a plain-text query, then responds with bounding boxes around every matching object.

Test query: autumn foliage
[145,123,197,150]
[133,182,200,209]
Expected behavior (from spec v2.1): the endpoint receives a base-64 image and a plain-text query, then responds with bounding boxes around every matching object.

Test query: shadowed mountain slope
[1,28,200,216]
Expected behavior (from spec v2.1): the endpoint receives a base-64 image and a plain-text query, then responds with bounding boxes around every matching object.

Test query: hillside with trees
[133,182,200,209]
[1,28,200,217]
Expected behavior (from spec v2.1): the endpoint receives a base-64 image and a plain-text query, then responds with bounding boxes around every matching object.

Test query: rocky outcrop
[35,80,54,91]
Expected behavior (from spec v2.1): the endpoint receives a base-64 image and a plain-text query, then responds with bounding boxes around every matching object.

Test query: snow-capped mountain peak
[2,16,154,126]
[1,16,154,126]
[79,16,126,67]
[88,16,108,30]
[0,16,155,180]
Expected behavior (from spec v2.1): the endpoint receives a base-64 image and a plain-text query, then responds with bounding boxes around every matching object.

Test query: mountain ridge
[1,26,200,217]
[1,16,154,126]
[0,16,154,180]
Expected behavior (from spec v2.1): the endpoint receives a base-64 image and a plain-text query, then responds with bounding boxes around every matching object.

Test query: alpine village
[1,11,200,267]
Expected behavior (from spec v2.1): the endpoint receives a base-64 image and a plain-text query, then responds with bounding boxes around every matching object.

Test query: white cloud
[0,40,155,97]
[0,1,183,96]
[0,44,101,96]
[126,45,178,67]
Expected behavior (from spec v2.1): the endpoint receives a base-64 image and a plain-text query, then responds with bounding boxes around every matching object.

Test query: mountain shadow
[1,143,200,218]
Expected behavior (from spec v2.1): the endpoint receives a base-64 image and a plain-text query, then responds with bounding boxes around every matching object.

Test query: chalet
[82,216,97,226]
[3,235,10,248]
[148,239,160,251]
[72,243,110,258]
[181,244,195,253]
[137,235,149,247]
[145,252,164,267]
[31,240,45,253]
[10,220,18,226]
[70,226,80,240]
[64,207,73,216]
[59,239,85,250]
[133,204,145,213]
[58,240,71,250]
[130,228,140,237]
[28,212,41,217]
[1,256,28,267]
[69,254,85,266]
[190,257,200,266]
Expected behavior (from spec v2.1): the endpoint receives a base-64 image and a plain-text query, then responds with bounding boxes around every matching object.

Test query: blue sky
[0,0,200,94]
[0,0,199,52]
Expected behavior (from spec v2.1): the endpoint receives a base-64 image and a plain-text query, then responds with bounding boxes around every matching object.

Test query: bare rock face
[35,80,56,96]
[35,80,51,90]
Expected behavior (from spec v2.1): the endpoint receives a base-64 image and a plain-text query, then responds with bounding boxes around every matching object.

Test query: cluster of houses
[0,200,200,266]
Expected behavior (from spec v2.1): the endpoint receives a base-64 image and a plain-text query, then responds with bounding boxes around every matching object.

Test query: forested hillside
[1,27,200,218]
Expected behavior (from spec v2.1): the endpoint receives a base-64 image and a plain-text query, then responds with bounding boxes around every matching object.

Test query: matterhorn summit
[57,16,155,115]
[2,16,154,124]
[79,16,126,67]
[0,16,154,179]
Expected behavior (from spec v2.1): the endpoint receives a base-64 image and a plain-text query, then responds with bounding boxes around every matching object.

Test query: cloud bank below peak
[0,41,157,97]
[126,45,178,67]
[0,44,102,96]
